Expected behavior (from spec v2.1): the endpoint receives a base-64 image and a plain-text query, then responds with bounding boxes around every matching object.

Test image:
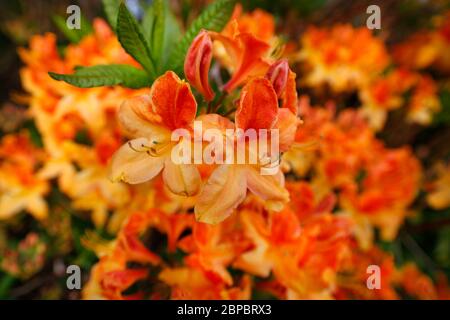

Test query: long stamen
[146,141,172,157]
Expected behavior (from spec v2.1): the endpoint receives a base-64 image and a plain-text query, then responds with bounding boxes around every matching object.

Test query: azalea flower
[235,208,352,299]
[159,267,251,300]
[194,69,299,224]
[298,25,389,92]
[109,71,201,197]
[360,69,440,130]
[209,6,278,92]
[393,11,450,73]
[426,162,450,210]
[0,133,49,220]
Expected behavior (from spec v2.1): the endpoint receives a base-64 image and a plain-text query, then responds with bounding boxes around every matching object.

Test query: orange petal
[235,78,278,130]
[210,29,271,92]
[274,108,299,152]
[118,95,170,140]
[184,30,215,101]
[101,269,148,294]
[281,70,298,115]
[270,208,301,243]
[195,165,247,224]
[196,114,234,132]
[120,232,161,265]
[150,71,197,130]
[223,33,271,91]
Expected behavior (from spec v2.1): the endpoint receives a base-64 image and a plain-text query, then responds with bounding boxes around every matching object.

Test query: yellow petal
[163,158,201,196]
[109,138,165,184]
[246,166,289,209]
[195,165,247,224]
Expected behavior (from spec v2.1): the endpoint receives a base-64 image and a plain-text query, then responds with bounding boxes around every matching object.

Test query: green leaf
[0,274,16,299]
[49,64,151,89]
[117,2,156,77]
[166,0,236,75]
[142,0,182,71]
[433,90,450,125]
[24,120,43,148]
[435,226,450,268]
[102,0,121,30]
[149,0,165,65]
[52,14,93,43]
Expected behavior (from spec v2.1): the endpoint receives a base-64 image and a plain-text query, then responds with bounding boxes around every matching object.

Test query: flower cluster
[0,1,448,300]
[297,24,442,130]
[109,9,299,225]
[285,101,422,248]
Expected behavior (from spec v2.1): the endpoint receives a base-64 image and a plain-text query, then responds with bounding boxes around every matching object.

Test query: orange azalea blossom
[112,36,299,225]
[235,208,352,299]
[335,244,399,300]
[396,264,442,300]
[426,162,450,210]
[360,68,440,130]
[19,19,143,141]
[109,71,201,197]
[336,244,449,300]
[194,63,299,224]
[39,134,131,229]
[340,148,422,244]
[159,267,251,300]
[393,11,450,73]
[178,215,251,285]
[83,209,193,299]
[209,5,279,92]
[283,103,422,247]
[0,133,49,220]
[298,25,389,92]
[19,19,149,229]
[286,181,337,221]
[227,4,275,43]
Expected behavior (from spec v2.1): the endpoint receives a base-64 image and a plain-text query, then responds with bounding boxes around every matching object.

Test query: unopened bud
[184,30,215,101]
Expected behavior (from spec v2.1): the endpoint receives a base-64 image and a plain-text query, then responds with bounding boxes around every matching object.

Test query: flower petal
[235,78,278,130]
[246,166,289,210]
[281,70,298,115]
[274,108,299,152]
[163,157,201,196]
[224,33,271,92]
[119,95,170,141]
[184,30,215,101]
[150,71,197,130]
[265,59,289,97]
[195,165,247,224]
[109,138,165,184]
[210,27,271,92]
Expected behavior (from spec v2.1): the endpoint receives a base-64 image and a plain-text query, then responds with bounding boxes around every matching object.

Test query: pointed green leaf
[49,64,151,89]
[166,0,236,75]
[102,0,121,30]
[150,0,165,64]
[142,0,182,71]
[117,3,156,77]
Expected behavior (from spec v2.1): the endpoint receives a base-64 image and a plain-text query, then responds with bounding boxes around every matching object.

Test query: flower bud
[265,59,289,98]
[184,30,215,101]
